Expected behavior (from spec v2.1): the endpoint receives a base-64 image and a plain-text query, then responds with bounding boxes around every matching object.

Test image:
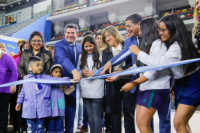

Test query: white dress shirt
[138,41,184,80]
[138,39,172,91]
[111,44,125,71]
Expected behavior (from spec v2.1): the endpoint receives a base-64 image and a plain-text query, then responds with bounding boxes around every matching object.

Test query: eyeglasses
[158,28,168,34]
[31,40,43,43]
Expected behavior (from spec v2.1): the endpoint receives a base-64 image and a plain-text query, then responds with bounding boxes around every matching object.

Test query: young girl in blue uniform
[47,64,76,132]
[77,36,104,133]
[127,14,200,133]
[16,56,71,133]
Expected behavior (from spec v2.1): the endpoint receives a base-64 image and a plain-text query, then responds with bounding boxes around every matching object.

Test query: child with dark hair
[77,36,104,133]
[48,64,76,133]
[16,56,72,133]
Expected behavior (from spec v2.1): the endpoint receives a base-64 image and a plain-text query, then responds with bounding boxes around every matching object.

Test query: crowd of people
[1,1,200,132]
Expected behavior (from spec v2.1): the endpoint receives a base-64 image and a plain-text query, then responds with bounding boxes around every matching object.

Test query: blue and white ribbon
[89,50,132,77]
[1,58,200,88]
[0,79,78,88]
[88,58,200,79]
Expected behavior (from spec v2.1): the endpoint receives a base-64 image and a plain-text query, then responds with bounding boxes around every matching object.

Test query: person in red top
[13,39,29,65]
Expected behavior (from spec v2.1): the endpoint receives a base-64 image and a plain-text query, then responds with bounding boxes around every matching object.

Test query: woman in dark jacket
[101,26,134,133]
[18,31,53,79]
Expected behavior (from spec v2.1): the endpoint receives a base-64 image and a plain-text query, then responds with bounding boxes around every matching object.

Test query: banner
[0,35,21,54]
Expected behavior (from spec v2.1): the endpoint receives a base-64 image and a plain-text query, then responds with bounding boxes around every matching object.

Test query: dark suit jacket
[102,43,132,113]
[109,36,139,93]
[54,38,81,78]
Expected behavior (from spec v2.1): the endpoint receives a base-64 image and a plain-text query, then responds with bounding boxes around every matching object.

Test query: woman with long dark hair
[126,14,200,133]
[121,18,171,133]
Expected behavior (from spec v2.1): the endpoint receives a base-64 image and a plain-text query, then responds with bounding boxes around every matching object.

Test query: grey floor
[8,110,200,133]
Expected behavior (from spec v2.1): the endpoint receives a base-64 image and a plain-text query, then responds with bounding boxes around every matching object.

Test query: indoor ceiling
[0,0,45,12]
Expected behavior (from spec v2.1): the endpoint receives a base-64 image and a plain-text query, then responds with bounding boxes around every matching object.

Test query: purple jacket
[0,53,18,93]
[17,73,70,119]
[51,85,65,117]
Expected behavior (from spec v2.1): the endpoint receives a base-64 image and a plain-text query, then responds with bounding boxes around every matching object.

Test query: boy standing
[16,56,71,132]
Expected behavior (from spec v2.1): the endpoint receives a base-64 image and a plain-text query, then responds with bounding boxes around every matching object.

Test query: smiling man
[54,23,82,133]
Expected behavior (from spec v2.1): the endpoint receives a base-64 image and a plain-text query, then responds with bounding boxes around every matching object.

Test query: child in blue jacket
[16,56,71,133]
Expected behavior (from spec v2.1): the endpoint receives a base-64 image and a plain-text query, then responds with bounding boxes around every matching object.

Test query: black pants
[0,93,10,133]
[10,91,18,130]
[10,86,26,132]
[111,79,137,133]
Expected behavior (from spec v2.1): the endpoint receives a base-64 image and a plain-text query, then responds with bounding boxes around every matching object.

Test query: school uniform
[137,40,200,132]
[137,39,172,133]
[17,73,70,132]
[48,85,65,132]
[138,41,184,107]
[137,39,170,107]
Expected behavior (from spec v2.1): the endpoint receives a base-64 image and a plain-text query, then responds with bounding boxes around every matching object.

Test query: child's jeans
[26,118,45,133]
[48,116,64,133]
[83,98,103,133]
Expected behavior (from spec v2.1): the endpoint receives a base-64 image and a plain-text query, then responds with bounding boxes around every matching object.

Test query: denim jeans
[83,98,103,133]
[26,118,45,133]
[48,116,64,133]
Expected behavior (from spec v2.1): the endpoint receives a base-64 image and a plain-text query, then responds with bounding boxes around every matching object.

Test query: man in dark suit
[54,23,82,133]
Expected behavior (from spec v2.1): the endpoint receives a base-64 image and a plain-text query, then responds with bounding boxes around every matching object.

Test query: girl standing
[48,64,76,132]
[121,18,171,133]
[77,36,104,133]
[127,14,200,133]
